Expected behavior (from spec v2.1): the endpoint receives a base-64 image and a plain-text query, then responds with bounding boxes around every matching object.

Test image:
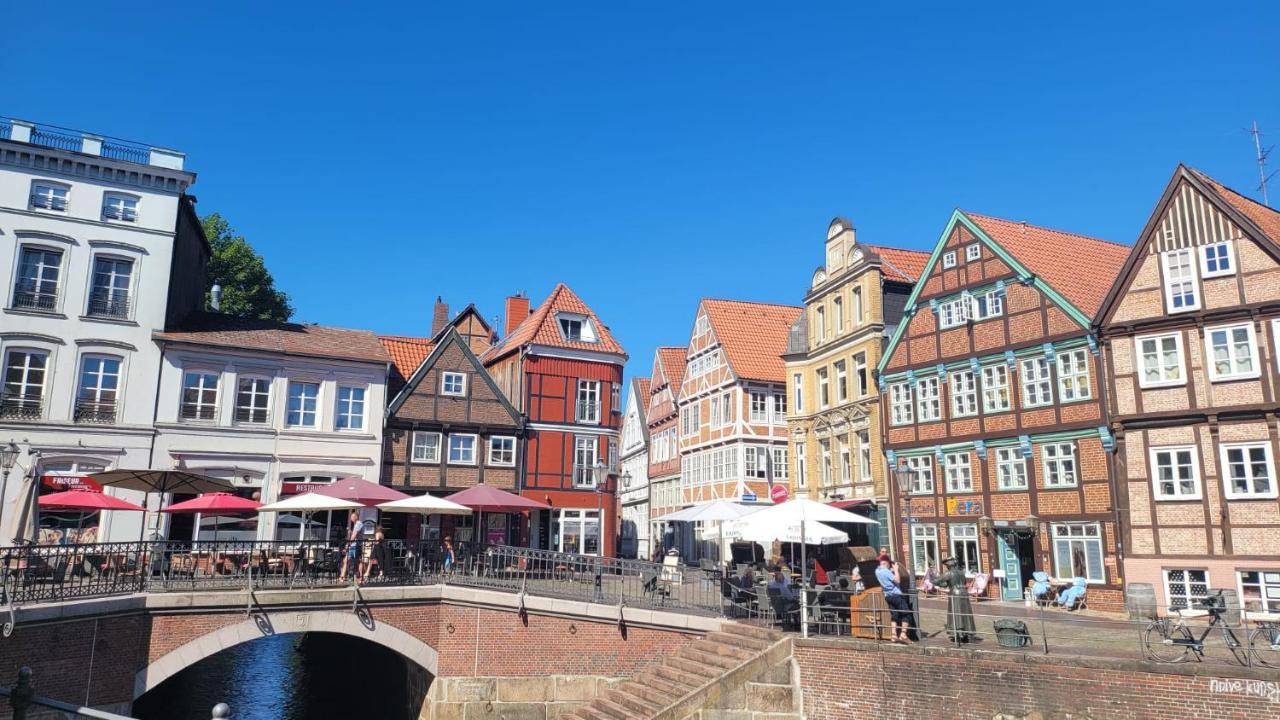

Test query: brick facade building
[879,210,1129,608]
[1097,166,1280,612]
[647,346,686,558]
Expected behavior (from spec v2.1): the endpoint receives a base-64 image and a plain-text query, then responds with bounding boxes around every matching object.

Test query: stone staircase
[565,623,800,720]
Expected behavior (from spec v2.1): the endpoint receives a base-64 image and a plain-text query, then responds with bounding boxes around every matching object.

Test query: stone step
[619,679,672,708]
[705,630,772,652]
[717,622,783,643]
[593,695,642,719]
[692,637,756,662]
[746,682,796,714]
[665,655,723,679]
[636,668,694,697]
[567,708,616,720]
[606,687,660,715]
[677,644,741,670]
[653,663,708,688]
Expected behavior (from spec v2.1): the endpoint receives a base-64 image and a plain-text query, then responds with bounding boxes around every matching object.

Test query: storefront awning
[827,498,876,510]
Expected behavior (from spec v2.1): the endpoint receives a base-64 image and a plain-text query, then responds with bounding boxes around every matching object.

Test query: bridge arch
[133,610,440,699]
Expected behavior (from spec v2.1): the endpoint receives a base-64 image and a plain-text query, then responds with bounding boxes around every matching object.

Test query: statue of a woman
[933,557,977,642]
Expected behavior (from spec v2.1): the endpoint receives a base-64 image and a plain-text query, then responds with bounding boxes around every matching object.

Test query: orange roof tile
[379,335,435,396]
[963,211,1131,318]
[155,313,391,364]
[657,346,687,389]
[636,377,651,403]
[1191,169,1280,247]
[702,299,803,383]
[485,283,626,362]
[867,245,931,283]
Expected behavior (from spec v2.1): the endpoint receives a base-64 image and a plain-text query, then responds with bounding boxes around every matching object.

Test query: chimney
[210,284,222,311]
[431,296,449,336]
[505,292,531,337]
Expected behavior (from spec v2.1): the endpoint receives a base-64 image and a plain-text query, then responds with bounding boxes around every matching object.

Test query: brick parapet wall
[794,639,1280,719]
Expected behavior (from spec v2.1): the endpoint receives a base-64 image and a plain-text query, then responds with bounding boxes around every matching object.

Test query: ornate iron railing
[30,127,83,153]
[0,395,42,421]
[87,291,130,319]
[73,398,117,425]
[100,140,150,165]
[11,286,58,311]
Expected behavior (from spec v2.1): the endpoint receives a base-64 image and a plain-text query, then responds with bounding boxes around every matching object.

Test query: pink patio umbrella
[162,493,262,543]
[313,478,410,507]
[445,485,550,546]
[38,488,146,542]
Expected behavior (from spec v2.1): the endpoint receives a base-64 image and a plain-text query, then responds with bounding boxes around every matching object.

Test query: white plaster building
[152,316,390,541]
[617,376,650,558]
[0,117,205,543]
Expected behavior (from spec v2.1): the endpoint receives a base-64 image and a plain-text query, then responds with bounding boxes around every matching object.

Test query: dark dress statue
[933,563,977,642]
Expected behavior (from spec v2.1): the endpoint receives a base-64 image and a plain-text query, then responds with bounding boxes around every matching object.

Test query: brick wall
[794,640,1280,720]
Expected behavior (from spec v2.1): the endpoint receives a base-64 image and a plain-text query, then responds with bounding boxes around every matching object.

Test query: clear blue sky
[7,2,1278,381]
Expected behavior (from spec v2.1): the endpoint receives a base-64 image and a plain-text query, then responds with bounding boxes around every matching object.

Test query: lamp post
[0,441,19,542]
[620,471,632,558]
[892,462,916,577]
[592,460,609,602]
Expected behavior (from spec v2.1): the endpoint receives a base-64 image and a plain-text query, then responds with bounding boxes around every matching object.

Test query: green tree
[201,213,294,321]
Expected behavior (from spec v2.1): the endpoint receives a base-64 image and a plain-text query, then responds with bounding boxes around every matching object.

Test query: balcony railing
[29,193,67,211]
[234,406,270,424]
[0,119,10,141]
[101,204,138,222]
[0,395,42,421]
[100,140,150,165]
[74,398,117,425]
[11,285,59,312]
[30,127,83,153]
[180,403,217,421]
[87,292,131,319]
[573,465,597,488]
[576,401,601,423]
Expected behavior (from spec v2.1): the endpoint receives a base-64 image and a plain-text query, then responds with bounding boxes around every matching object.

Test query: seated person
[768,569,798,603]
[736,566,756,589]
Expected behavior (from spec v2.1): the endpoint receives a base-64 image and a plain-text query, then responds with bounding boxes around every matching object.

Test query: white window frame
[234,375,272,425]
[86,254,134,319]
[889,382,913,425]
[29,180,69,212]
[180,370,220,422]
[1042,442,1078,488]
[911,524,939,576]
[857,429,871,482]
[795,442,807,488]
[1161,248,1200,313]
[939,297,971,329]
[577,380,602,423]
[943,251,957,269]
[916,377,941,422]
[1237,570,1280,612]
[965,243,982,261]
[448,433,478,465]
[1164,569,1211,611]
[1199,241,1235,279]
[441,371,467,397]
[949,370,977,417]
[12,245,64,312]
[950,523,982,576]
[981,364,1010,413]
[1204,322,1259,382]
[1020,356,1054,408]
[573,435,599,487]
[1219,442,1278,500]
[1149,446,1201,501]
[101,192,139,222]
[1136,332,1186,388]
[488,435,516,467]
[1057,348,1092,402]
[833,296,844,335]
[834,360,848,403]
[817,368,830,409]
[750,391,769,423]
[904,456,934,494]
[792,372,803,413]
[819,440,832,487]
[1050,522,1105,583]
[995,447,1027,490]
[411,431,441,463]
[286,380,321,429]
[944,452,972,493]
[745,446,768,480]
[335,384,366,431]
[772,447,788,480]
[973,290,1003,321]
[75,354,122,420]
[854,354,868,397]
[838,439,852,484]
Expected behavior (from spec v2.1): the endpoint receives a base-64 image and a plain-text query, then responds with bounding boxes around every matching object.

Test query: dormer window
[966,244,981,261]
[557,313,597,343]
[943,251,957,269]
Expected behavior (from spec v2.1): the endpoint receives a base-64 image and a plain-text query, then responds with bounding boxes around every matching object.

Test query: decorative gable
[388,327,522,428]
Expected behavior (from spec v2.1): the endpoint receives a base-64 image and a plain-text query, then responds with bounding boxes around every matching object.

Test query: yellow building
[782,217,928,540]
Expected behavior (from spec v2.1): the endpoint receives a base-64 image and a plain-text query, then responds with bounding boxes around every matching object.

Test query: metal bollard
[9,666,33,720]
[211,702,231,718]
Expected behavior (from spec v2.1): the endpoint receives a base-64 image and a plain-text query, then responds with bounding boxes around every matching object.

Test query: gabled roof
[484,283,626,363]
[656,346,687,389]
[866,245,931,283]
[1190,168,1280,246]
[702,299,803,383]
[635,377,652,406]
[963,211,1130,319]
[387,326,522,425]
[155,312,390,365]
[629,376,652,439]
[378,336,434,397]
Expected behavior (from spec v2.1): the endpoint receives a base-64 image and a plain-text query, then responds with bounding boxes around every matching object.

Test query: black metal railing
[73,398,117,424]
[234,406,270,424]
[0,395,42,421]
[11,287,58,311]
[87,292,130,319]
[575,401,600,423]
[180,403,218,421]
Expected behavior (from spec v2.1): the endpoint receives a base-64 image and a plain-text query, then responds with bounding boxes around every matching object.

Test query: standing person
[934,557,977,642]
[339,511,362,580]
[442,535,456,574]
[875,553,912,644]
[898,558,921,642]
[363,530,389,583]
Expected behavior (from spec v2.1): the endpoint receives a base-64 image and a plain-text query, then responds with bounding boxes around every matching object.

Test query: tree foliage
[201,213,294,321]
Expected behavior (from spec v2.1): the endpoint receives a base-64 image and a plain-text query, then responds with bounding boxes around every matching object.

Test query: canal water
[133,632,422,720]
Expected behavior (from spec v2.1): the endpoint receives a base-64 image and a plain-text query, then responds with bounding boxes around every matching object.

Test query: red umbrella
[314,477,410,507]
[38,489,145,543]
[162,492,261,543]
[445,486,549,546]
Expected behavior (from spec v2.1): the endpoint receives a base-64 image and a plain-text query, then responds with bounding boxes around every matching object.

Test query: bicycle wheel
[1143,619,1194,663]
[1249,626,1280,668]
[1219,626,1251,666]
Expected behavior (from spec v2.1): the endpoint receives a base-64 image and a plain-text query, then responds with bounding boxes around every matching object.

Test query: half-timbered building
[484,285,627,557]
[647,346,686,558]
[677,299,801,512]
[782,217,928,546]
[1097,166,1280,613]
[879,210,1129,608]
[618,376,650,558]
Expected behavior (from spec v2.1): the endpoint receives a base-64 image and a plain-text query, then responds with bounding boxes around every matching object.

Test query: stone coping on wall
[794,635,1280,683]
[10,584,723,636]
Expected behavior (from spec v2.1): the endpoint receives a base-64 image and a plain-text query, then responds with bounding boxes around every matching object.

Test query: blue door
[997,533,1023,601]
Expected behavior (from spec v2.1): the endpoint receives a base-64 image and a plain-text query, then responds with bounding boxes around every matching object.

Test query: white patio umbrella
[377,495,472,516]
[656,500,764,564]
[719,517,849,545]
[724,498,878,637]
[257,492,363,542]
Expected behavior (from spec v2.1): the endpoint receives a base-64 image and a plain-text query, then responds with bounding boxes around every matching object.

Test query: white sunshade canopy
[377,495,472,516]
[257,492,363,513]
[720,517,849,546]
[654,499,764,523]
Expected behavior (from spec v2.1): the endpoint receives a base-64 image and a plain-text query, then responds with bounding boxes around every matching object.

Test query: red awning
[162,492,262,515]
[828,499,876,510]
[38,489,146,512]
[446,485,551,513]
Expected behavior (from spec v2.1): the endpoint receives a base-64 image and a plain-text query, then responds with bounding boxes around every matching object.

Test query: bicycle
[1142,589,1252,665]
[1244,611,1280,668]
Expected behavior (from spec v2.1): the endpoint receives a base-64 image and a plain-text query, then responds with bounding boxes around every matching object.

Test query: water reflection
[134,632,418,720]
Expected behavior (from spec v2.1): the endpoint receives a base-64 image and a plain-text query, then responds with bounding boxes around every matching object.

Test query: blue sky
[6,2,1278,381]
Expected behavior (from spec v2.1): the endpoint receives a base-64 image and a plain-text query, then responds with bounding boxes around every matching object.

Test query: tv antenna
[1250,121,1277,207]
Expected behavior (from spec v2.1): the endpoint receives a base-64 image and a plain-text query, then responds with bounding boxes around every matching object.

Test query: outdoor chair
[1054,577,1087,611]
[641,570,670,605]
[1030,571,1053,606]
[767,587,800,631]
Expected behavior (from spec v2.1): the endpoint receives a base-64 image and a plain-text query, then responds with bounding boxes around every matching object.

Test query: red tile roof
[963,212,1130,318]
[702,299,803,383]
[155,313,391,364]
[635,377,651,403]
[379,335,435,396]
[867,245,931,283]
[1191,169,1280,246]
[656,346,687,389]
[484,283,626,362]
